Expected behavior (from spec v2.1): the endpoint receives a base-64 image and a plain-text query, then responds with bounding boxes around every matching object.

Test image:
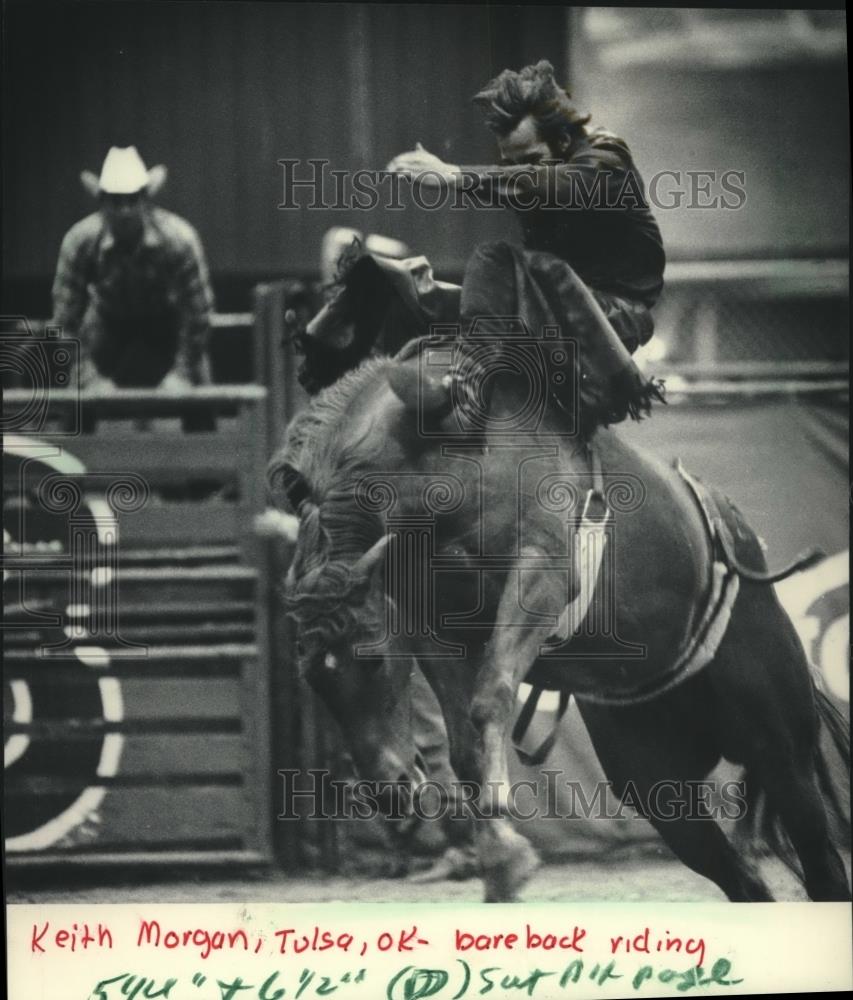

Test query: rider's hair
[472,60,590,154]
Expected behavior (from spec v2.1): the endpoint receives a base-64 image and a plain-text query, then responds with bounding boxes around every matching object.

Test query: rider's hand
[385,143,459,183]
[157,370,194,394]
[76,355,115,394]
[82,374,117,395]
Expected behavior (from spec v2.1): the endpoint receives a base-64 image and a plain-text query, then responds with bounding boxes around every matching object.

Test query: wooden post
[238,392,275,864]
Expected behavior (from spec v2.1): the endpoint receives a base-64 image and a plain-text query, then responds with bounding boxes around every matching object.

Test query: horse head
[275,451,426,814]
[269,353,506,818]
[290,523,427,813]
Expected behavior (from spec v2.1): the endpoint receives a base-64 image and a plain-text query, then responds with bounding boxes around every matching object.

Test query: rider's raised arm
[453,141,640,211]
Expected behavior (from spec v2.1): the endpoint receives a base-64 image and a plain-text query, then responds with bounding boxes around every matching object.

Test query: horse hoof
[482,840,540,902]
[408,846,480,884]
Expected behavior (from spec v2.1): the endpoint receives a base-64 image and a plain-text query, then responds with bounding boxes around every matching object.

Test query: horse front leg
[413,655,481,871]
[472,548,566,901]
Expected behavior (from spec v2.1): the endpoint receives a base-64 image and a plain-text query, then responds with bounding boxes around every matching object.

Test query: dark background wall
[3,2,848,315]
[2,1,568,310]
[568,9,849,262]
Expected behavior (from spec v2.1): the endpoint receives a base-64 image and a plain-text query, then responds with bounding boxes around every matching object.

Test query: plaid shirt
[52,206,214,381]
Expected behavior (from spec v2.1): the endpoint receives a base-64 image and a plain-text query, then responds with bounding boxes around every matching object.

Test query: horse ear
[352,534,392,579]
[387,362,452,417]
[80,170,100,198]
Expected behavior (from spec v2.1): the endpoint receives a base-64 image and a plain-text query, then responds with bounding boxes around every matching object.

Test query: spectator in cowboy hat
[51,146,215,397]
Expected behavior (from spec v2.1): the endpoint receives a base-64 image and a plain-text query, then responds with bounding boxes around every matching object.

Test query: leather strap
[588,442,605,500]
[512,686,571,767]
[511,442,602,766]
[677,459,825,584]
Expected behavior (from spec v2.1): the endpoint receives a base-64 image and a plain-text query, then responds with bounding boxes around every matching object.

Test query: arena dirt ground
[8,853,838,905]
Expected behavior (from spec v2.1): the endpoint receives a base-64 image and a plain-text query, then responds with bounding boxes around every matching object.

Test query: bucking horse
[269,243,850,903]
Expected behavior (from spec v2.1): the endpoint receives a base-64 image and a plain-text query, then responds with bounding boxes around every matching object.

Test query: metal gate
[3,371,274,867]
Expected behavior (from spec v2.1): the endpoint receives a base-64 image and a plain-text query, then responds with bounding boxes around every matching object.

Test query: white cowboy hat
[80,146,168,197]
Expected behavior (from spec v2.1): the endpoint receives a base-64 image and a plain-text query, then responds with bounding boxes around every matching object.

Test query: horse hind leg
[577,689,775,902]
[739,699,850,901]
[747,761,850,901]
[648,808,774,901]
[780,690,850,901]
[711,586,851,901]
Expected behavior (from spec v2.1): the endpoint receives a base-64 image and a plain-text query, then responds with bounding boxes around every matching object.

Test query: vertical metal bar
[240,392,275,863]
[694,296,720,366]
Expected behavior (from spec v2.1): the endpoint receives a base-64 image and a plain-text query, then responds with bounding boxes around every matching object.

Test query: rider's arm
[452,144,636,210]
[390,140,639,211]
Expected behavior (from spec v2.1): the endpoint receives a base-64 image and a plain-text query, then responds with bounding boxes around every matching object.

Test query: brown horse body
[274,347,850,902]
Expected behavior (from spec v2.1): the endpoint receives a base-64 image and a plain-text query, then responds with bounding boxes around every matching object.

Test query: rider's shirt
[461,127,666,310]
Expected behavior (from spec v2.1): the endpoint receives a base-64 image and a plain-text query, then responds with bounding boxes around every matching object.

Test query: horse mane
[270,358,395,642]
[270,357,394,506]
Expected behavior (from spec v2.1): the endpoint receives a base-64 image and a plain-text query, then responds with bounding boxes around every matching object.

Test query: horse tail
[738,672,850,885]
[813,684,851,842]
[737,777,801,883]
